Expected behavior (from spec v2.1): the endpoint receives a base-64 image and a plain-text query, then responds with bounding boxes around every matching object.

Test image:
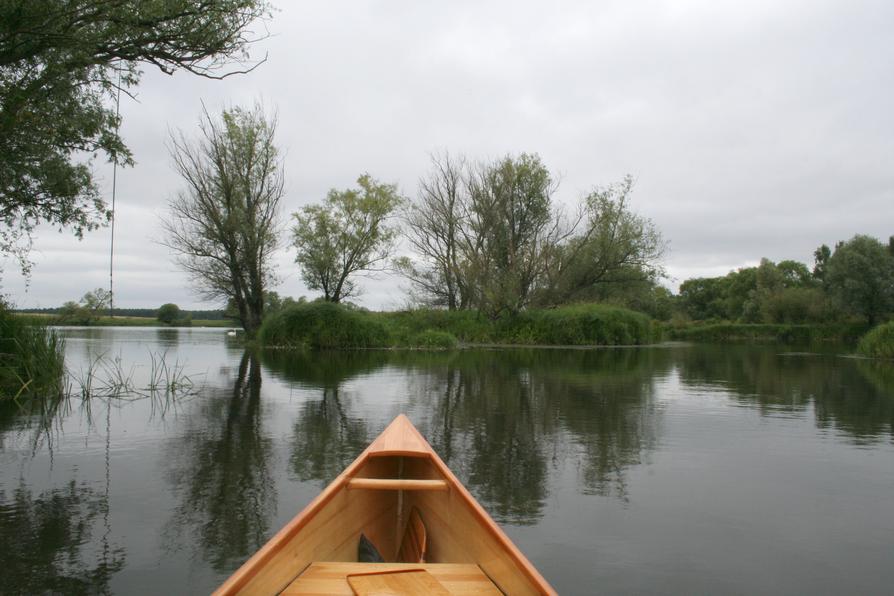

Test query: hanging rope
[109,67,122,318]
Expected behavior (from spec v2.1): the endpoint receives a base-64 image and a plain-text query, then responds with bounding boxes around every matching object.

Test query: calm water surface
[1,328,893,595]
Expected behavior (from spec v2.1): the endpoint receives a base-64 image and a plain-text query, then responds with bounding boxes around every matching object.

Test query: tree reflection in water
[675,345,894,444]
[264,348,669,525]
[261,350,375,484]
[0,479,125,595]
[410,350,669,519]
[164,351,275,572]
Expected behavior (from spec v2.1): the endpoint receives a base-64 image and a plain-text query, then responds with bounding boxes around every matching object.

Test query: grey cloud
[5,0,893,308]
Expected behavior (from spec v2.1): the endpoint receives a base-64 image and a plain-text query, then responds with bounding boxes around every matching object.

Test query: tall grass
[259,302,391,348]
[260,302,658,349]
[0,307,65,403]
[666,322,868,344]
[494,304,655,345]
[858,321,894,359]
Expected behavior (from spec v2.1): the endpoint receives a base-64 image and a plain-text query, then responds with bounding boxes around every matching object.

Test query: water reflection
[154,327,181,346]
[0,479,125,595]
[3,329,894,596]
[264,349,670,523]
[262,351,375,484]
[164,352,276,572]
[415,350,670,514]
[675,346,894,443]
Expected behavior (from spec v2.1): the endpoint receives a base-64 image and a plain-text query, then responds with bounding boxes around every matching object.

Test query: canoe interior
[222,456,543,594]
[216,415,555,595]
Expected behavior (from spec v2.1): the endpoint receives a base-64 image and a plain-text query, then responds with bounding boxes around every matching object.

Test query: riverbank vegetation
[259,301,657,349]
[858,322,894,359]
[14,306,232,328]
[0,304,64,401]
[672,234,894,344]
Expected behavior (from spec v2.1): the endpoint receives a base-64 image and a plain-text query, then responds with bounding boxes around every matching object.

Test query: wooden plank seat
[281,562,503,595]
[346,478,449,491]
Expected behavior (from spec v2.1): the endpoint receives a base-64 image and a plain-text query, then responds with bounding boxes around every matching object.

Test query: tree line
[157,107,666,335]
[3,4,888,337]
[677,235,894,326]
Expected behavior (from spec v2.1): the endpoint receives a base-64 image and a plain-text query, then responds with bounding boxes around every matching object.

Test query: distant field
[15,313,235,328]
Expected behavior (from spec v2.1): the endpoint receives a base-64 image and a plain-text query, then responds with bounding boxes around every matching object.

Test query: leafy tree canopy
[292,175,403,303]
[0,0,270,271]
[162,104,284,336]
[825,235,894,325]
[157,303,181,325]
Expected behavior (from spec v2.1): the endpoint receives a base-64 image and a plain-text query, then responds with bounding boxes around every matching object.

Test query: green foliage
[667,322,867,344]
[292,175,403,303]
[56,288,111,324]
[163,105,284,336]
[724,267,758,321]
[0,305,65,401]
[156,303,182,325]
[409,330,459,350]
[0,0,270,269]
[383,309,494,344]
[858,322,894,359]
[259,302,656,349]
[259,302,390,349]
[679,277,728,320]
[580,278,675,321]
[400,154,664,317]
[759,287,828,324]
[466,153,555,316]
[825,235,894,325]
[543,176,665,307]
[678,258,831,325]
[494,304,655,345]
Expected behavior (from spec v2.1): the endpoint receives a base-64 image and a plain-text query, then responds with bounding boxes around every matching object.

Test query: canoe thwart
[346,478,449,491]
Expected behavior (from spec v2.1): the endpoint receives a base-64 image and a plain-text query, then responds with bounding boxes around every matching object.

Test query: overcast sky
[4,0,893,310]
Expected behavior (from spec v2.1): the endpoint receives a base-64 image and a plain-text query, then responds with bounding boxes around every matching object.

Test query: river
[1,327,892,594]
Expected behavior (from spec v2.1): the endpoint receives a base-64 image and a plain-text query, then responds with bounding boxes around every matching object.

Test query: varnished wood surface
[281,563,502,595]
[346,478,449,491]
[366,414,430,457]
[347,569,450,595]
[396,507,426,563]
[213,414,557,595]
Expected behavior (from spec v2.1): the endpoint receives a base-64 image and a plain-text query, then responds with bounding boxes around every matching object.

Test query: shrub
[157,303,181,325]
[667,322,867,345]
[410,329,459,350]
[497,304,654,345]
[259,302,390,349]
[858,321,894,359]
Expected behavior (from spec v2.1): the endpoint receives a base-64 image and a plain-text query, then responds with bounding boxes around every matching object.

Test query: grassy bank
[0,309,65,401]
[858,322,894,359]
[259,302,658,349]
[665,322,868,345]
[17,313,234,328]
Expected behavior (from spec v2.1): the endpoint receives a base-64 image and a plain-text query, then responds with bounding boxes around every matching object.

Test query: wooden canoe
[214,414,557,595]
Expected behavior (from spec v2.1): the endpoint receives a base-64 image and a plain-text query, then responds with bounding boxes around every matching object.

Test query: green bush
[858,321,894,359]
[156,303,181,325]
[497,304,655,345]
[260,302,656,349]
[259,302,390,349]
[0,306,65,401]
[382,309,493,343]
[409,329,459,350]
[667,322,867,345]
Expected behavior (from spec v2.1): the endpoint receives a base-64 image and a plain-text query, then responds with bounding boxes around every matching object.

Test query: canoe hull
[213,415,556,595]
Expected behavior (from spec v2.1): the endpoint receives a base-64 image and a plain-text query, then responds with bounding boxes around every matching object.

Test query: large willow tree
[0,0,270,270]
[163,105,284,335]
